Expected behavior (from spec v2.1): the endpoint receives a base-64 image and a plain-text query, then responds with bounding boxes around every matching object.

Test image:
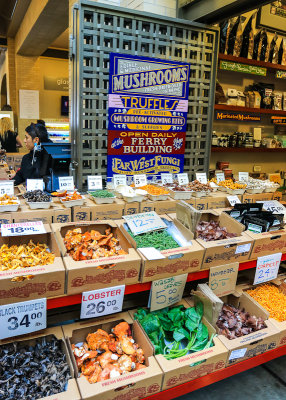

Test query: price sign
[177,173,189,185]
[209,263,239,297]
[58,176,74,191]
[216,172,225,183]
[0,180,14,196]
[227,195,241,206]
[26,179,44,192]
[148,274,188,312]
[196,173,207,184]
[80,285,125,319]
[113,174,127,188]
[261,200,286,216]
[238,172,249,182]
[134,174,147,187]
[161,173,173,185]
[123,211,167,236]
[253,253,282,285]
[0,298,47,340]
[1,221,46,237]
[87,175,102,191]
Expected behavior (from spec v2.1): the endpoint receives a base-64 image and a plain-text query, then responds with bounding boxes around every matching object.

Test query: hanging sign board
[107,53,190,180]
[209,263,239,298]
[219,60,267,76]
[253,253,282,285]
[215,111,261,122]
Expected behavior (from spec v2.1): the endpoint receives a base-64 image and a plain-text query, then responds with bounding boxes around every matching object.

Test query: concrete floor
[177,356,286,400]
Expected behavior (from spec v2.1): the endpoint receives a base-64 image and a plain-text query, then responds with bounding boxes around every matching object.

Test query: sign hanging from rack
[215,111,261,122]
[107,53,190,180]
[219,60,267,76]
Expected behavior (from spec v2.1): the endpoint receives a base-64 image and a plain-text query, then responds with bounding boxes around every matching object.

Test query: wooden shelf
[211,147,286,153]
[214,104,286,116]
[218,53,286,73]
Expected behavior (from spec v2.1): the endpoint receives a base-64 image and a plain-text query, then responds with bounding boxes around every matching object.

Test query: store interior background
[0,0,285,174]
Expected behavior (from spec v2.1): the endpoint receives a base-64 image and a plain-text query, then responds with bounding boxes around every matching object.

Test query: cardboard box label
[235,243,251,254]
[148,274,187,311]
[229,348,247,361]
[254,253,282,285]
[0,298,46,339]
[209,263,239,297]
[80,285,125,319]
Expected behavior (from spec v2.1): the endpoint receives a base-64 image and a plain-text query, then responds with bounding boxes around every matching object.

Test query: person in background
[13,123,50,185]
[37,119,46,127]
[0,117,23,152]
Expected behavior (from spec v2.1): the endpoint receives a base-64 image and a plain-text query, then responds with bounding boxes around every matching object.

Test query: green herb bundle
[128,229,179,251]
[89,190,114,198]
[134,304,214,359]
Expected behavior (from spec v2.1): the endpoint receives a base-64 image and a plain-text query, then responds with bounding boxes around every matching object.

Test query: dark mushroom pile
[196,221,237,241]
[216,304,266,340]
[23,190,51,202]
[0,337,71,400]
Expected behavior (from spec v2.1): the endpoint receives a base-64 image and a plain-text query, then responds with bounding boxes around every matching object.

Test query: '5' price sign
[80,285,125,319]
[161,173,173,185]
[134,174,147,187]
[0,298,47,340]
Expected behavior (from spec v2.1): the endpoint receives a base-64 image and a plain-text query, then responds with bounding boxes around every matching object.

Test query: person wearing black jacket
[13,123,52,185]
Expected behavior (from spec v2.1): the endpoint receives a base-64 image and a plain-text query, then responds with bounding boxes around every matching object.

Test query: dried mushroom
[0,337,71,400]
[196,221,237,241]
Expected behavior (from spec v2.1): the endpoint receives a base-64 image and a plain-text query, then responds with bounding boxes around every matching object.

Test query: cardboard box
[124,201,140,216]
[194,197,209,211]
[72,198,95,222]
[273,191,282,201]
[91,199,124,220]
[184,198,196,208]
[153,199,177,215]
[0,213,13,224]
[52,221,141,294]
[140,200,155,213]
[208,192,234,209]
[53,204,72,223]
[195,212,254,269]
[63,312,163,400]
[0,225,65,305]
[118,216,204,282]
[246,228,286,258]
[129,300,228,391]
[12,202,54,224]
[242,193,273,203]
[0,326,81,400]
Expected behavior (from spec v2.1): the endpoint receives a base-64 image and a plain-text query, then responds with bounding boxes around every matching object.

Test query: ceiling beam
[7,0,32,37]
[15,0,68,56]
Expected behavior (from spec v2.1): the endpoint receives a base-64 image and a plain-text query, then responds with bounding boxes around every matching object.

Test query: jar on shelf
[212,131,218,146]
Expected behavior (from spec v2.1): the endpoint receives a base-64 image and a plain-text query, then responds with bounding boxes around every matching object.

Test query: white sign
[0,298,47,340]
[80,285,125,319]
[216,172,225,183]
[113,174,127,187]
[227,195,241,206]
[261,200,286,216]
[88,175,102,191]
[0,180,14,196]
[238,172,249,182]
[58,176,74,191]
[26,179,44,192]
[19,89,39,119]
[134,174,147,187]
[148,274,188,312]
[1,221,46,237]
[161,173,173,185]
[253,253,282,285]
[229,348,247,361]
[196,173,207,184]
[123,211,167,236]
[138,247,165,261]
[177,173,189,185]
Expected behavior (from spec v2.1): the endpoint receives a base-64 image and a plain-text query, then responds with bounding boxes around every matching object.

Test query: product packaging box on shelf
[124,201,140,215]
[184,197,196,208]
[91,198,124,220]
[52,221,141,294]
[153,198,177,214]
[140,200,155,213]
[0,213,13,224]
[213,207,232,215]
[273,191,282,201]
[196,291,279,366]
[246,228,286,258]
[117,215,204,282]
[194,197,209,211]
[53,204,72,223]
[236,280,286,348]
[63,312,163,400]
[208,193,231,209]
[194,212,254,269]
[12,201,54,224]
[0,224,66,305]
[242,193,274,203]
[72,197,94,222]
[129,299,228,391]
[0,326,81,400]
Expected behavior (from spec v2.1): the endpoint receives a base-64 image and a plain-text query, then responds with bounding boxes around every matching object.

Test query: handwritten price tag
[1,221,46,237]
[80,285,125,319]
[209,263,239,297]
[134,174,147,187]
[261,200,286,216]
[238,172,249,182]
[161,173,173,185]
[26,179,44,191]
[227,195,241,206]
[123,211,167,236]
[88,176,102,191]
[0,180,14,196]
[177,173,189,185]
[0,298,46,340]
[113,174,127,188]
[196,173,207,184]
[58,176,74,191]
[216,172,225,183]
[253,253,282,285]
[148,274,188,312]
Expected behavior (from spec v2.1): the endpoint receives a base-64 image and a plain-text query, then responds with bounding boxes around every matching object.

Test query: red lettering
[116,289,121,295]
[88,294,93,301]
